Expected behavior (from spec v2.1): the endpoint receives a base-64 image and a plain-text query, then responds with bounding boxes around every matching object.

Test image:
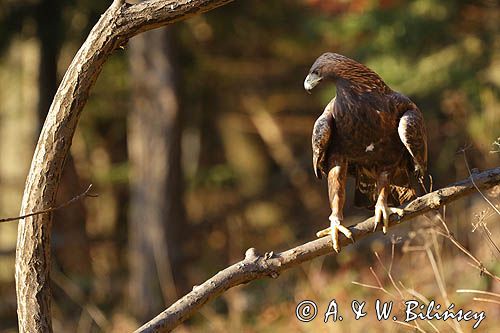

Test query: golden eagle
[304,53,427,252]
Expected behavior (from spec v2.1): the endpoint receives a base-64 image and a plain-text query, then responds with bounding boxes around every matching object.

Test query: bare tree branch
[15,1,234,332]
[136,166,500,333]
[0,184,95,224]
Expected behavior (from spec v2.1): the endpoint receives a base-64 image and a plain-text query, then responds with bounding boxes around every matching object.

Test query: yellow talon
[316,215,354,252]
[374,204,403,233]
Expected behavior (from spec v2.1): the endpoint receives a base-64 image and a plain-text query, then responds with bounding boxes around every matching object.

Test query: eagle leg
[315,157,353,252]
[373,172,403,233]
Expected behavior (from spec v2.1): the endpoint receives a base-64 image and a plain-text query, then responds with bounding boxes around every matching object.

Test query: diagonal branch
[136,166,500,333]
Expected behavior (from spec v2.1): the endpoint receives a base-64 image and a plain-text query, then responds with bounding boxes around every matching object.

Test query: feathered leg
[374,172,403,233]
[316,156,353,252]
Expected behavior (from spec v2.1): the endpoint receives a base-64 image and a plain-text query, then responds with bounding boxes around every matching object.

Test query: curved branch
[15,1,234,332]
[136,166,500,333]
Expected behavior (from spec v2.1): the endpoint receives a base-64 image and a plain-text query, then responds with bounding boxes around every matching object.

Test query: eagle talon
[316,227,331,238]
[316,215,353,252]
[374,204,403,234]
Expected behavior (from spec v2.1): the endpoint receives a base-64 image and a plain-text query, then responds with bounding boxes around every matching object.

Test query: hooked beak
[304,73,322,93]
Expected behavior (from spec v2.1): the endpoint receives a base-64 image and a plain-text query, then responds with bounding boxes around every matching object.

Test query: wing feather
[398,109,427,178]
[312,99,335,179]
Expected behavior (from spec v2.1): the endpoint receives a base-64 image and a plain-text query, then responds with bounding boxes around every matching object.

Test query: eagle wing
[398,108,428,178]
[312,98,335,179]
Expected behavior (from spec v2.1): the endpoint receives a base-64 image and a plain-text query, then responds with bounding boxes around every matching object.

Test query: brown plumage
[305,53,427,252]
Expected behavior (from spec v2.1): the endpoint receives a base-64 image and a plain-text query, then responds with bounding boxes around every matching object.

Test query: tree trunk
[36,0,61,129]
[128,27,185,321]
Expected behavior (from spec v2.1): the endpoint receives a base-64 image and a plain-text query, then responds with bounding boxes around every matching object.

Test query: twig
[136,166,500,333]
[456,289,500,298]
[374,248,404,299]
[369,266,384,289]
[362,265,397,298]
[435,229,500,282]
[472,209,500,258]
[394,320,427,333]
[426,248,448,305]
[455,291,500,314]
[425,319,440,333]
[426,247,464,333]
[471,297,500,305]
[0,184,96,224]
[350,281,383,291]
[428,211,500,282]
[462,150,500,216]
[399,282,430,304]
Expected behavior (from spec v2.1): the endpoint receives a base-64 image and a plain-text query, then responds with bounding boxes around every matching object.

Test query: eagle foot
[373,205,404,234]
[316,215,354,253]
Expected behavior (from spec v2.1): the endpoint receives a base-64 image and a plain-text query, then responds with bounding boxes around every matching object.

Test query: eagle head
[304,52,346,93]
[304,53,387,94]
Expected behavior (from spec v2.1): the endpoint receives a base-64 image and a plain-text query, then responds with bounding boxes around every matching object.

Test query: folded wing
[312,99,335,179]
[398,108,428,178]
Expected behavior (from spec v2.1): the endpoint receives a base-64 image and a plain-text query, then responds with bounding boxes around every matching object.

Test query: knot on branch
[112,0,125,9]
[244,247,261,261]
[264,251,274,259]
[429,195,443,209]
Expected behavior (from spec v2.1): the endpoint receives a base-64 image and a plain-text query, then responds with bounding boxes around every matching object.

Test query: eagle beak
[304,73,321,93]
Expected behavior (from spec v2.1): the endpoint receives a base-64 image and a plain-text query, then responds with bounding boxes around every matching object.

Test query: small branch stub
[245,247,260,260]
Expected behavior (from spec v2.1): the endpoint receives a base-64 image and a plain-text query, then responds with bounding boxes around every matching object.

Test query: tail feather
[354,167,417,209]
[390,185,416,206]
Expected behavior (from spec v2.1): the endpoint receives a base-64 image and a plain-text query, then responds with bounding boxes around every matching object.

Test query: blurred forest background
[0,0,499,332]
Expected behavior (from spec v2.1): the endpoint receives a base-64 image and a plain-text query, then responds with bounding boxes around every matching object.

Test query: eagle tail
[354,168,417,209]
[354,184,416,209]
[389,185,416,206]
[354,172,376,208]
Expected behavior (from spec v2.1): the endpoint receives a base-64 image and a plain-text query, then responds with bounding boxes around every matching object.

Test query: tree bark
[135,166,500,333]
[128,27,185,321]
[15,1,234,332]
[35,0,92,282]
